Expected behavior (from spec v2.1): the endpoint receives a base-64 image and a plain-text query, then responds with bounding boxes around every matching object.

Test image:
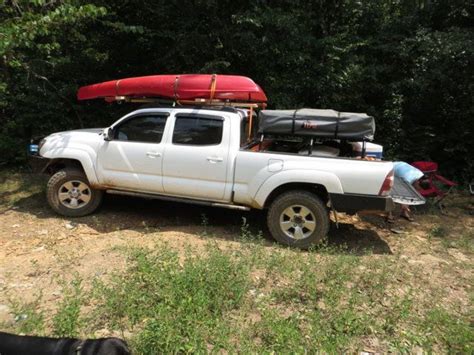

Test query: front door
[162,113,230,200]
[97,113,169,192]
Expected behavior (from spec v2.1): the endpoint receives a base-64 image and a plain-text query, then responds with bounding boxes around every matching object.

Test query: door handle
[206,156,223,163]
[146,151,162,158]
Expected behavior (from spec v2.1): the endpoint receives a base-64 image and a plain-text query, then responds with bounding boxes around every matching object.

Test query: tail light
[379,169,394,196]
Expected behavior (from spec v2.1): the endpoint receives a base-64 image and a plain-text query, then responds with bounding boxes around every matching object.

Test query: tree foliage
[1,0,472,179]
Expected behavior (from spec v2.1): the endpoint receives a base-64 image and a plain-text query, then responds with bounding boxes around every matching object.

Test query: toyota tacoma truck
[29,106,396,248]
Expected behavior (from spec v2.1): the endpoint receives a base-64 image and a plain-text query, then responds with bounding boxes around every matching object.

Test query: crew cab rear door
[162,113,230,201]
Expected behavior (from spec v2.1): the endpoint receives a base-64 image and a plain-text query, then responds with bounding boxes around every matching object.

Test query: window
[114,115,167,143]
[240,113,259,147]
[172,116,223,145]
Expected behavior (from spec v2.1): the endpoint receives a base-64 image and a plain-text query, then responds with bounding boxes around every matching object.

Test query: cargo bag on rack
[258,108,375,140]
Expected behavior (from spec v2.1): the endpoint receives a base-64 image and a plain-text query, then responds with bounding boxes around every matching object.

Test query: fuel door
[268,159,284,172]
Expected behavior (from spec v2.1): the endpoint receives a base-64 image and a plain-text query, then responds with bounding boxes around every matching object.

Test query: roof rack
[108,96,266,110]
[139,103,240,113]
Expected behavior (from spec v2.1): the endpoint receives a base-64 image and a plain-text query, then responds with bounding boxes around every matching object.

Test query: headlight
[28,137,46,156]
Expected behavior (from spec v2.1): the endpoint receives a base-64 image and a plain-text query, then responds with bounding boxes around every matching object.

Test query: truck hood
[52,128,105,135]
[40,128,105,156]
[45,128,105,142]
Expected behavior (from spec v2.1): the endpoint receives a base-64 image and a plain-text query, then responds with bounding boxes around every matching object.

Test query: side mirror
[103,127,114,141]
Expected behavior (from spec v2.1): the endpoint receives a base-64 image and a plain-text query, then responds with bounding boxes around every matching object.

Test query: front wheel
[267,190,329,249]
[46,169,103,217]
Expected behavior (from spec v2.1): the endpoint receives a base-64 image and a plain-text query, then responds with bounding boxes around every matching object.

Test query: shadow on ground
[11,188,392,255]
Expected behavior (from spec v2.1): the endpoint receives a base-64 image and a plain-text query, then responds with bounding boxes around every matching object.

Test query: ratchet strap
[209,74,217,103]
[247,106,254,141]
[334,111,340,139]
[173,75,180,101]
[291,109,299,134]
[115,79,121,96]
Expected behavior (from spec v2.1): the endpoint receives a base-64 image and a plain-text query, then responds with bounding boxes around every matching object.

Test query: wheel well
[263,183,329,208]
[45,159,84,175]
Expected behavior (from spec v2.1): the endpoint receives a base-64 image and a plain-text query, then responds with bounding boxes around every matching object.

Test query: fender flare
[253,170,344,208]
[42,148,99,186]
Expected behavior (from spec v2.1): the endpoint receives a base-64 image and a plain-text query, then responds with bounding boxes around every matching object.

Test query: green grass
[428,223,474,253]
[454,231,474,253]
[7,294,45,335]
[91,244,250,353]
[52,279,84,337]
[420,308,474,353]
[0,169,45,210]
[428,224,447,239]
[3,241,472,353]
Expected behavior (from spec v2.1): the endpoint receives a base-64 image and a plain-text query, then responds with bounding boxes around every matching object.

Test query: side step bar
[106,189,251,211]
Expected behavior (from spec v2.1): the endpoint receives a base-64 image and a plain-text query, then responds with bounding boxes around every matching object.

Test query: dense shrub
[1,0,472,179]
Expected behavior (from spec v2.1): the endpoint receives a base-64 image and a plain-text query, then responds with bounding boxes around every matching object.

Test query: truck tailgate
[390,176,426,205]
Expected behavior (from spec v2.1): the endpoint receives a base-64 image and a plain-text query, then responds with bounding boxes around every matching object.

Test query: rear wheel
[47,169,103,217]
[267,190,329,249]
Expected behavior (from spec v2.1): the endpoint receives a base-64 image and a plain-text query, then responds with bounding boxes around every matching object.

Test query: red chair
[411,161,457,206]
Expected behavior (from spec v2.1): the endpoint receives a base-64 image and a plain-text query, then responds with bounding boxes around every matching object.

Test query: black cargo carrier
[258,108,375,140]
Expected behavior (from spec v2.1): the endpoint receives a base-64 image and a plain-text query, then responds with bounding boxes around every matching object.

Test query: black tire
[267,190,329,249]
[46,168,103,217]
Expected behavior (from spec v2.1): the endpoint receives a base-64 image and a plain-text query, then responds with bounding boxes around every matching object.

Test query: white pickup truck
[29,106,396,248]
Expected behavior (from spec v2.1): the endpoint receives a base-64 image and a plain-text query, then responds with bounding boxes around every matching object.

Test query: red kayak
[77,74,267,103]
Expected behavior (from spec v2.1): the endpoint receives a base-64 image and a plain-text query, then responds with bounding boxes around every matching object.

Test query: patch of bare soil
[0,178,473,330]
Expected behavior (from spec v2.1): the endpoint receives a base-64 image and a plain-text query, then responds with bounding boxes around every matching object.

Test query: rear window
[172,116,223,145]
[241,113,259,146]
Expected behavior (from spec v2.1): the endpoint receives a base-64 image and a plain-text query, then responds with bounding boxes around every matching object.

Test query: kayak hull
[77,74,267,103]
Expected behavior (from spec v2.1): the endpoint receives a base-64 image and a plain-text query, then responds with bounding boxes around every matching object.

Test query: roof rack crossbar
[106,96,266,109]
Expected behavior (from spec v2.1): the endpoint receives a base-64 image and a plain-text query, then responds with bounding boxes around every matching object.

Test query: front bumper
[28,155,50,174]
[329,193,395,214]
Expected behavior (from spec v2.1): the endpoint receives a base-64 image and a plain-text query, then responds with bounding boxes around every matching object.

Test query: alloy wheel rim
[58,180,91,209]
[279,204,316,240]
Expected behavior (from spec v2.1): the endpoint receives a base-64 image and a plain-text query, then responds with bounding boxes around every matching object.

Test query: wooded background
[1,0,472,180]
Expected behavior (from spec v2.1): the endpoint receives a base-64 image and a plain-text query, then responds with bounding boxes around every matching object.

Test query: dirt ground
[0,173,473,334]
